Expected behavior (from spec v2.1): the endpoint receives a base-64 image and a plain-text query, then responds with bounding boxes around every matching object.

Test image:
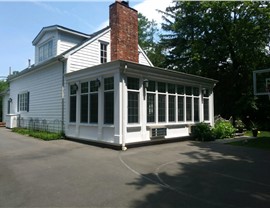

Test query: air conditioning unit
[151,128,167,139]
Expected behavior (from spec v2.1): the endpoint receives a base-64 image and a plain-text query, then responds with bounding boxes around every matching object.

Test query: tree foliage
[160,1,270,121]
[0,80,8,121]
[138,13,166,67]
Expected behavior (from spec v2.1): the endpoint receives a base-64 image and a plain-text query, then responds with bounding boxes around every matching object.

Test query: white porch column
[114,72,121,144]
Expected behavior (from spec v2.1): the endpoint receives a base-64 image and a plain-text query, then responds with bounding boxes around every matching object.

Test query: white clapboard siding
[58,32,85,55]
[68,30,153,72]
[9,63,63,122]
[68,30,111,72]
[139,48,153,66]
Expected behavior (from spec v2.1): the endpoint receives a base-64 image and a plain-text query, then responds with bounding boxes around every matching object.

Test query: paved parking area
[1,127,270,207]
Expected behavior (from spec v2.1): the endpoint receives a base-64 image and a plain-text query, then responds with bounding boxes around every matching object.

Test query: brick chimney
[110,0,138,63]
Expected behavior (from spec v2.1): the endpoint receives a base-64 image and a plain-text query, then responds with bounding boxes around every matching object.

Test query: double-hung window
[203,89,210,121]
[185,86,200,122]
[18,92,30,112]
[193,87,200,122]
[147,81,156,123]
[38,40,53,62]
[100,42,108,64]
[168,84,176,122]
[89,80,99,123]
[177,85,185,122]
[127,77,140,124]
[69,85,77,122]
[158,82,166,122]
[104,77,114,124]
[80,82,89,123]
[185,87,192,122]
[79,80,99,124]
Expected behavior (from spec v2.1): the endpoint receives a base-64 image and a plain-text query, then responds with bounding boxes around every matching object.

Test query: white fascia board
[138,45,154,67]
[33,25,90,45]
[65,60,120,83]
[122,61,218,87]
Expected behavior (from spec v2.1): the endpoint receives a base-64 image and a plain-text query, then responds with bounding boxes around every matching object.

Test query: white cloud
[134,0,172,25]
[97,0,172,30]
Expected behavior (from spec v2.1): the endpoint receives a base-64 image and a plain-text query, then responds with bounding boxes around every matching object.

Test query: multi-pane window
[100,43,108,64]
[146,81,206,124]
[147,81,156,123]
[203,89,210,121]
[104,77,114,124]
[186,86,200,122]
[158,95,166,122]
[178,96,184,121]
[186,86,192,121]
[90,80,98,123]
[168,84,176,122]
[18,92,29,112]
[79,80,99,124]
[158,82,166,122]
[186,97,192,121]
[177,85,185,122]
[127,77,140,123]
[70,84,77,122]
[80,82,89,123]
[38,40,53,62]
[169,96,175,122]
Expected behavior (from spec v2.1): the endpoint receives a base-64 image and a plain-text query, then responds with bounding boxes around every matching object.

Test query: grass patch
[12,128,62,141]
[228,131,270,150]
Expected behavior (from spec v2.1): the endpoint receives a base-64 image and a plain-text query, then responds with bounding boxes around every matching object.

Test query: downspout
[58,57,66,137]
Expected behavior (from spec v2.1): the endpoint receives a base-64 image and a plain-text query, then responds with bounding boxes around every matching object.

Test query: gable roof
[62,26,110,58]
[8,26,111,81]
[32,25,91,45]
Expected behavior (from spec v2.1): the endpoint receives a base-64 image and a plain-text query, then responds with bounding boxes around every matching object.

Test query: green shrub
[213,120,236,139]
[192,122,214,141]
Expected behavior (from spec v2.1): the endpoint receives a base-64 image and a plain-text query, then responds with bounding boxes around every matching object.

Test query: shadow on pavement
[127,142,270,208]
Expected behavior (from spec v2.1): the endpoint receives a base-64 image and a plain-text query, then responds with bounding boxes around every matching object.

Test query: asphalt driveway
[0,127,270,208]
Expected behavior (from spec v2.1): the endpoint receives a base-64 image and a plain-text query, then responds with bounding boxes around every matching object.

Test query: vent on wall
[151,128,167,138]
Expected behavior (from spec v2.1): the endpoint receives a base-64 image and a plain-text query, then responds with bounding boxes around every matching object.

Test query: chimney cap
[115,0,129,7]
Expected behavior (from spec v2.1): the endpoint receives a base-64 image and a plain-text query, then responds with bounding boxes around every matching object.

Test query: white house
[2,1,217,149]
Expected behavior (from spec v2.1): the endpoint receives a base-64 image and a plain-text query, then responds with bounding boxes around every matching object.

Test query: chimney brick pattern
[110,1,138,63]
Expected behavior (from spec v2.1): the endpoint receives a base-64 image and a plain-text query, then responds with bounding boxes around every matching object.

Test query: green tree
[138,13,166,67]
[0,80,8,121]
[160,1,270,120]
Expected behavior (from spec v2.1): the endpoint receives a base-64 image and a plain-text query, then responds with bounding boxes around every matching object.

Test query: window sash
[80,94,88,123]
[70,96,76,122]
[186,97,192,121]
[18,92,29,112]
[178,96,184,122]
[204,98,210,121]
[128,92,139,123]
[100,43,107,64]
[104,91,114,124]
[147,93,155,123]
[38,40,53,62]
[90,93,98,123]
[194,98,200,122]
[158,95,166,122]
[168,95,175,122]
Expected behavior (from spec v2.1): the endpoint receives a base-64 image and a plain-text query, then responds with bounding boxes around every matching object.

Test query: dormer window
[38,40,53,62]
[100,42,108,64]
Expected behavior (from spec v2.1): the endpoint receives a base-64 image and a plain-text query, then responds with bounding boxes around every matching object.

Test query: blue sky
[0,0,172,78]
